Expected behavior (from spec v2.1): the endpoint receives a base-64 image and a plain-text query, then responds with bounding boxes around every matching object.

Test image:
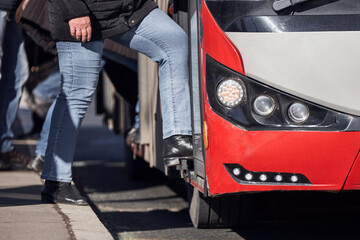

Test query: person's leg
[26,66,61,171]
[35,100,55,158]
[26,99,56,172]
[0,13,29,152]
[125,99,140,145]
[111,8,192,139]
[111,9,192,166]
[33,65,61,102]
[0,11,30,169]
[17,64,62,140]
[41,40,103,182]
[0,11,7,169]
[32,64,61,117]
[40,40,103,205]
[29,58,106,173]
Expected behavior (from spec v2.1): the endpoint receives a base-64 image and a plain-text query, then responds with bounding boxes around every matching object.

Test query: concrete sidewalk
[0,96,115,239]
[0,168,114,240]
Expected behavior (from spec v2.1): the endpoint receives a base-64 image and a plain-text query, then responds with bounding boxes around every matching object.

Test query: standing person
[27,66,61,172]
[0,0,31,170]
[41,0,193,205]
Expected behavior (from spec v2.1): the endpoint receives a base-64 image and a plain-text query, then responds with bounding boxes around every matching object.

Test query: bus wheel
[187,183,252,228]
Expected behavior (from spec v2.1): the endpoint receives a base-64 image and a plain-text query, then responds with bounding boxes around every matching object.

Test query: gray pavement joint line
[54,204,77,240]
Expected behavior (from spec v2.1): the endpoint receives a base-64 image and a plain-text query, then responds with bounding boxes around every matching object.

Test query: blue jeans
[0,10,29,153]
[35,60,105,157]
[32,64,61,103]
[35,100,55,157]
[41,9,191,182]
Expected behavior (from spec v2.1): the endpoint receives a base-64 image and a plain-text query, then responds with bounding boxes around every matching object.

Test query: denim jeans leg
[0,11,29,153]
[32,64,61,102]
[35,99,55,157]
[34,65,61,157]
[41,41,103,182]
[110,8,192,139]
[36,59,106,158]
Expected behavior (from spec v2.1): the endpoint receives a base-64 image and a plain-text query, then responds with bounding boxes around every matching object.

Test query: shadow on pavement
[73,159,171,193]
[233,191,360,240]
[0,185,42,207]
[72,124,360,239]
[101,209,193,231]
[237,225,360,240]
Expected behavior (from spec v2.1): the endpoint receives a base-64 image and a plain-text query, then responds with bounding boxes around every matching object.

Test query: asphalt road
[69,104,360,240]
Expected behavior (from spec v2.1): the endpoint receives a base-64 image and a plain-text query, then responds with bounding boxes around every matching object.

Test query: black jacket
[0,0,22,12]
[48,0,158,41]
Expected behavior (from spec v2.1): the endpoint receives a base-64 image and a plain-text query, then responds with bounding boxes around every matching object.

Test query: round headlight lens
[288,102,310,124]
[216,79,244,108]
[253,95,275,116]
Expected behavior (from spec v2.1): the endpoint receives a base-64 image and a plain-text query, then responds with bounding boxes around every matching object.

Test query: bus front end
[189,0,360,197]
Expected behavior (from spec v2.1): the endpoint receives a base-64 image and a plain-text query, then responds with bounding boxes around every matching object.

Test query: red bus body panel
[200,1,360,196]
[343,152,360,190]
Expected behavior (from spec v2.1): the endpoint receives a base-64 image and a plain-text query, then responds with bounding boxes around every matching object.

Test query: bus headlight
[288,102,310,123]
[206,54,354,131]
[253,95,275,116]
[216,79,244,108]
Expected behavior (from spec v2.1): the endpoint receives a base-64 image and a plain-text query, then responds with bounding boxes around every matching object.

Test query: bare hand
[69,16,92,43]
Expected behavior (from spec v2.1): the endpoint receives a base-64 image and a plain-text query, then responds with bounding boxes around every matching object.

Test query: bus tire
[187,183,252,228]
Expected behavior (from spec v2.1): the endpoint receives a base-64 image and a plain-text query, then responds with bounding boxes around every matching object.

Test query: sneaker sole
[41,193,88,206]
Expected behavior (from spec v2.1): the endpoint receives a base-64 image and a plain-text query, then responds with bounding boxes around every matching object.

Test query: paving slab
[0,171,113,240]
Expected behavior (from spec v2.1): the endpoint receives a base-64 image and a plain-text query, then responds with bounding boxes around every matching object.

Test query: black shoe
[162,135,193,167]
[0,149,32,170]
[27,154,44,172]
[41,180,88,205]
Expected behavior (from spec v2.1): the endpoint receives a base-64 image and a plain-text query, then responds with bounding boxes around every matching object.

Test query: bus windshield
[273,0,314,12]
[205,0,360,32]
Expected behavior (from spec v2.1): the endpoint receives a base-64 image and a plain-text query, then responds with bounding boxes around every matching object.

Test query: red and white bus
[99,0,360,228]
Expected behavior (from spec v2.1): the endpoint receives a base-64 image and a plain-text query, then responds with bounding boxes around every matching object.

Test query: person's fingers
[68,16,92,41]
[86,26,92,42]
[70,27,76,38]
[76,28,82,41]
[81,28,87,43]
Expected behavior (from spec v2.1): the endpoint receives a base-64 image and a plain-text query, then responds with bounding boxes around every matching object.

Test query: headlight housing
[206,55,355,131]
